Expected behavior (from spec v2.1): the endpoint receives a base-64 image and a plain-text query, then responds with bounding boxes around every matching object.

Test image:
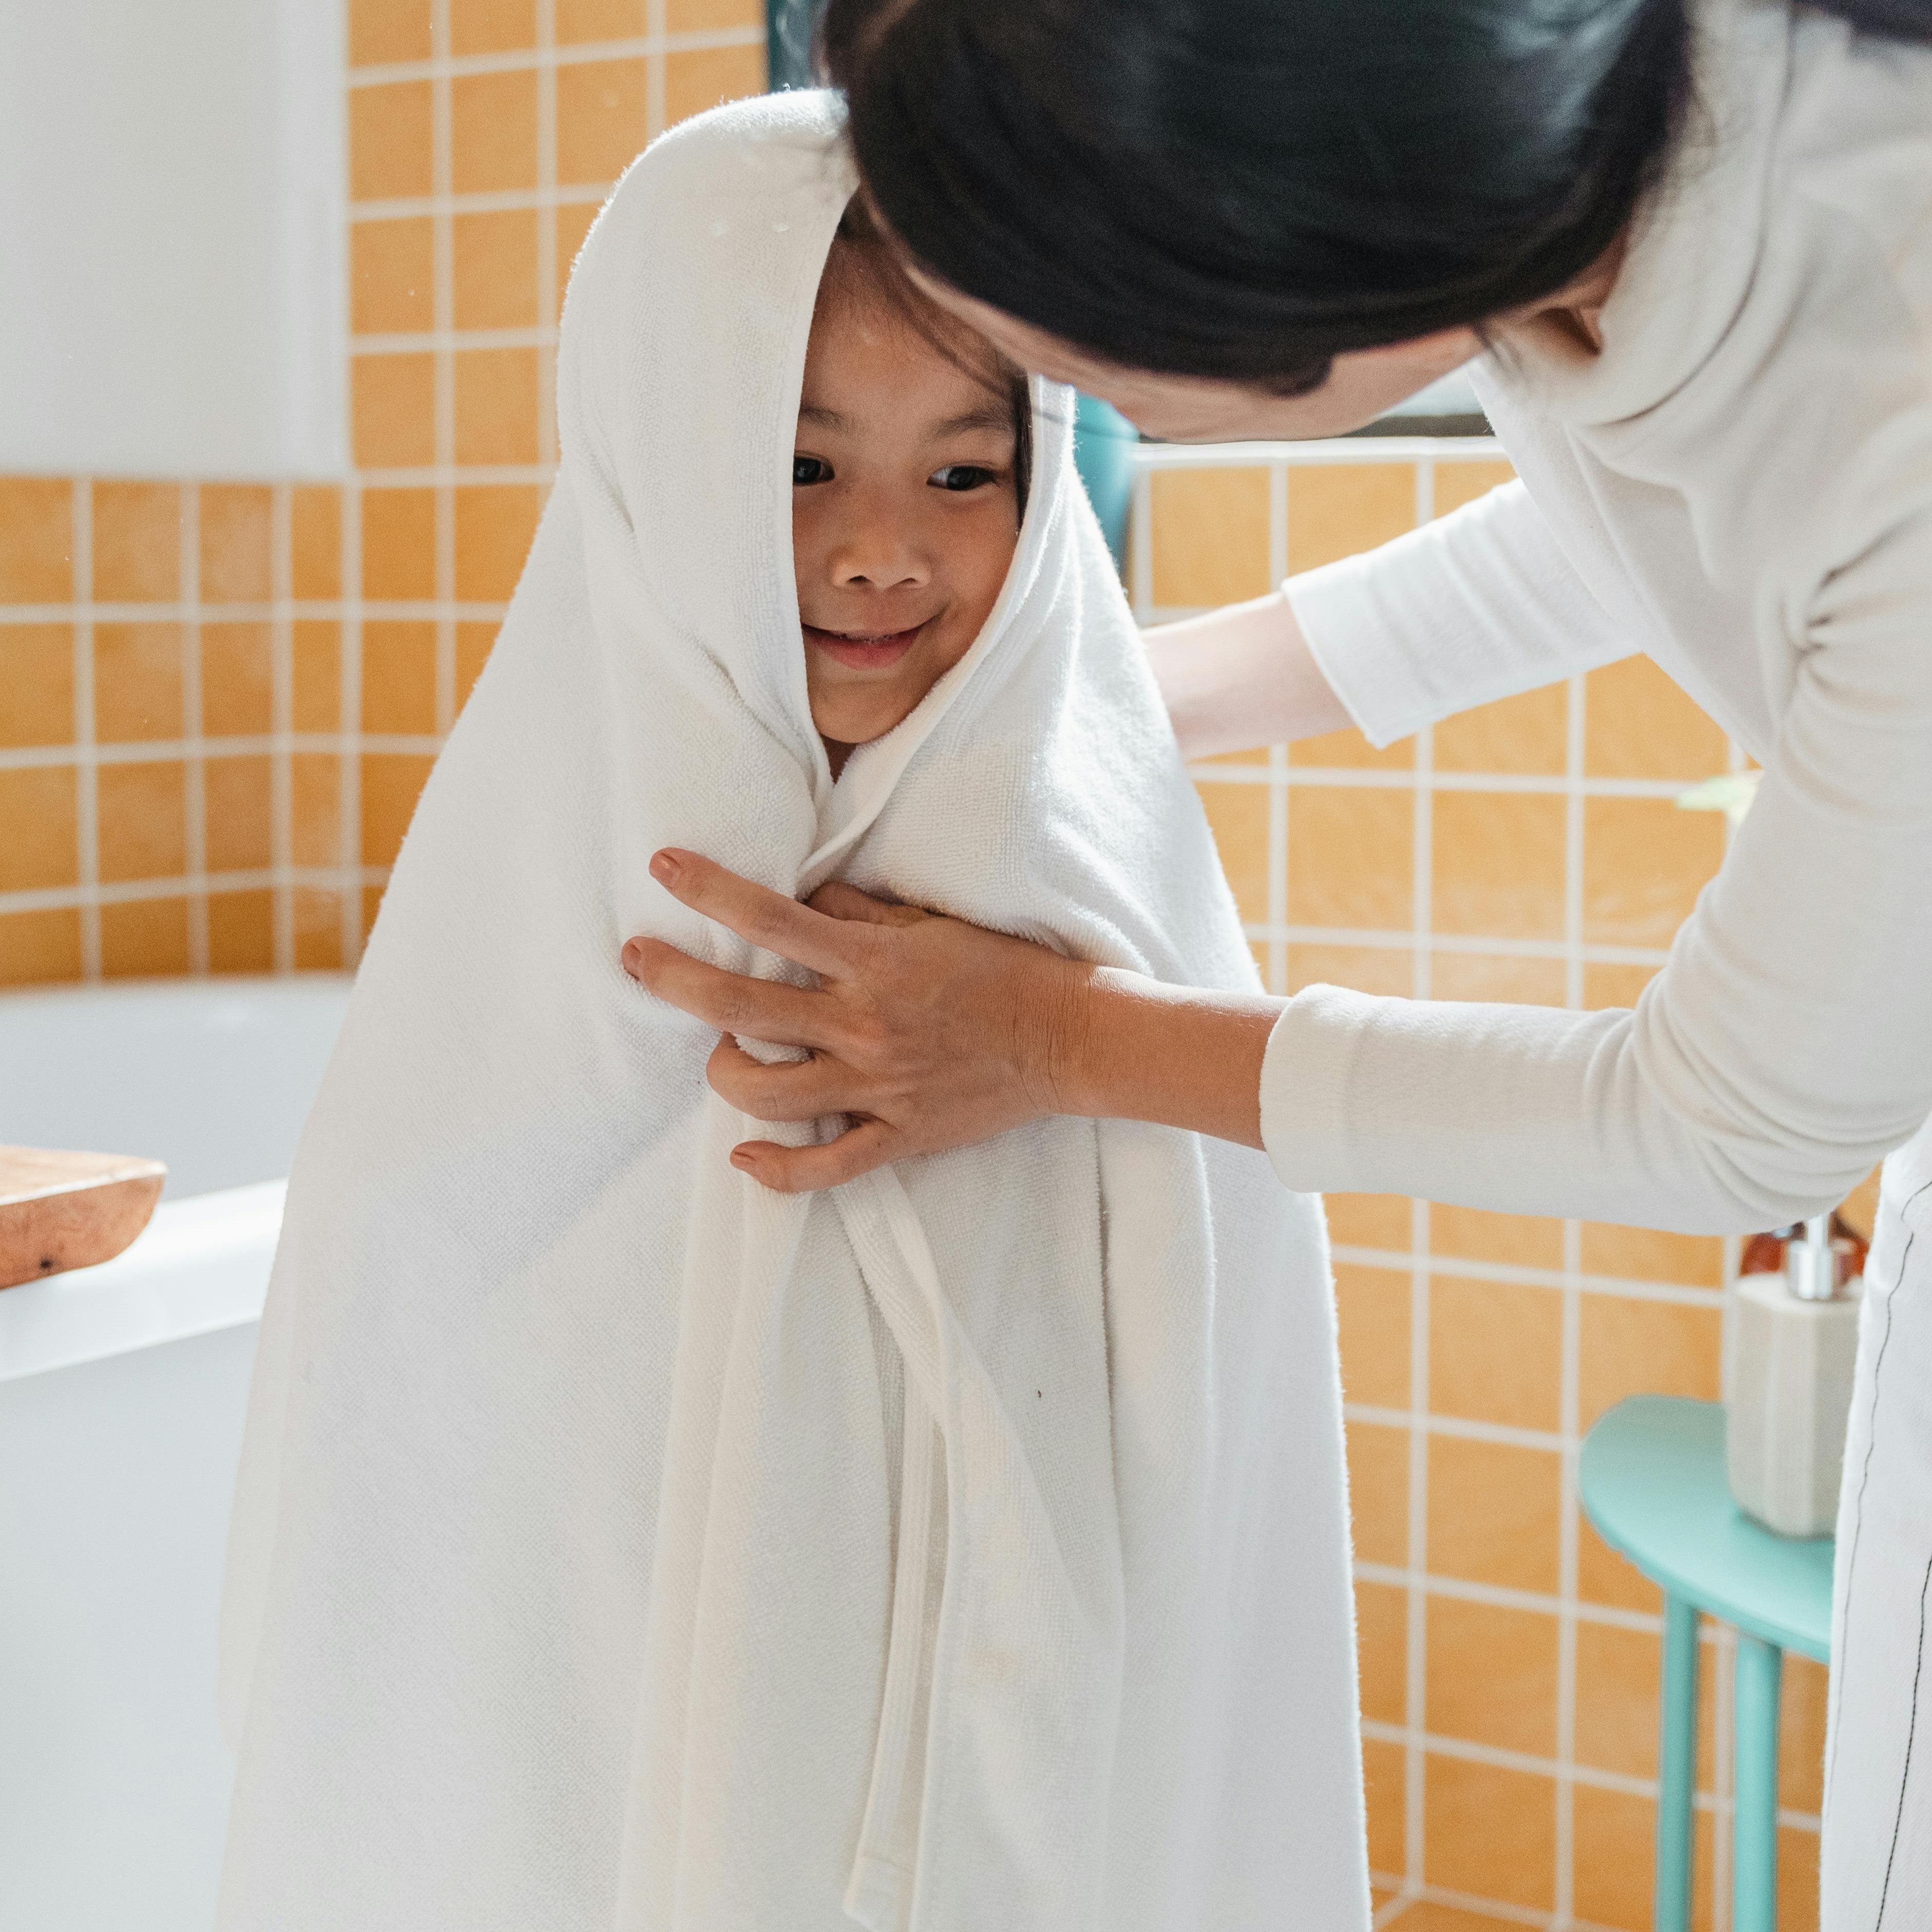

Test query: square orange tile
[353,353,437,470]
[555,198,603,321]
[1432,790,1565,940]
[1431,1203,1563,1271]
[452,0,536,55]
[453,69,539,195]
[361,752,437,866]
[0,624,73,747]
[1286,786,1413,931]
[1423,1755,1555,1911]
[1577,1291,1722,1433]
[1432,459,1514,519]
[1362,1735,1406,1879]
[454,210,540,331]
[455,485,541,601]
[1287,725,1413,772]
[1429,1274,1562,1433]
[557,56,649,185]
[1578,1508,1660,1614]
[293,622,342,733]
[93,624,184,742]
[1572,1783,1655,1932]
[0,907,83,986]
[456,621,498,710]
[1585,656,1729,782]
[1583,795,1723,951]
[350,81,434,202]
[1355,1578,1407,1727]
[97,759,187,883]
[1327,1193,1411,1251]
[1428,951,1567,1005]
[1426,1435,1561,1594]
[200,485,273,605]
[101,896,192,978]
[1286,943,1413,999]
[204,755,272,873]
[667,0,761,24]
[1150,469,1271,609]
[349,0,431,66]
[208,888,275,972]
[557,0,646,37]
[352,216,435,335]
[1286,464,1414,573]
[362,621,440,734]
[362,490,438,600]
[1581,1223,1724,1288]
[1778,1825,1821,1932]
[1423,1596,1558,1756]
[0,477,73,604]
[1335,1261,1410,1410]
[201,622,273,736]
[663,43,766,129]
[1782,1654,1828,1814]
[1346,1419,1410,1568]
[1433,683,1567,776]
[1195,779,1269,925]
[1584,960,1657,1011]
[454,346,541,465]
[293,887,345,970]
[0,766,79,891]
[92,482,180,602]
[291,487,342,600]
[1574,1619,1661,1778]
[292,754,343,867]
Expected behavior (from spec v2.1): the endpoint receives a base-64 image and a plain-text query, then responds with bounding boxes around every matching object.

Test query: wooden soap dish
[0,1146,168,1290]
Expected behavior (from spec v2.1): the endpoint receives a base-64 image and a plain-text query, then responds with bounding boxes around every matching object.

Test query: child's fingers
[729,1120,896,1193]
[707,1037,859,1122]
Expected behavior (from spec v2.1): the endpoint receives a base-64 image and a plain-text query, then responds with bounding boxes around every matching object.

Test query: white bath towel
[216,90,1366,1932]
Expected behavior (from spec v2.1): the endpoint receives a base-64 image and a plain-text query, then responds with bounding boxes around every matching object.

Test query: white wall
[0,0,345,479]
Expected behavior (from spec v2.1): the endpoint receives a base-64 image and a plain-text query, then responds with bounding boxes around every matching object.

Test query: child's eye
[794,456,833,486]
[930,464,998,493]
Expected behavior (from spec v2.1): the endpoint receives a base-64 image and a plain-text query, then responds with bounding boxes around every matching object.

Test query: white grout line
[1333,1243,1727,1307]
[432,0,458,743]
[353,184,610,220]
[645,0,667,137]
[535,0,560,471]
[340,476,364,967]
[1243,923,1672,968]
[271,482,295,971]
[345,23,762,88]
[0,599,510,624]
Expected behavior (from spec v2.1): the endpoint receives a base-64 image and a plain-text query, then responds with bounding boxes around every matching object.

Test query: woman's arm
[1143,592,1353,759]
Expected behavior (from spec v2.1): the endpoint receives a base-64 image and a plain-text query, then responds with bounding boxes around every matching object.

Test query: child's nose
[829,501,930,590]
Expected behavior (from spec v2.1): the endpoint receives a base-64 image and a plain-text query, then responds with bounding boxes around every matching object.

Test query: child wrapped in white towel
[217,91,1368,1932]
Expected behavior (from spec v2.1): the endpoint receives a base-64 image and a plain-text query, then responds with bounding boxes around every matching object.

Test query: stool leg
[1655,1595,1699,1932]
[1732,1633,1783,1932]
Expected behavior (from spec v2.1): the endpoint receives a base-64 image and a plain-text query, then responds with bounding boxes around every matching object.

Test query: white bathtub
[0,974,350,1932]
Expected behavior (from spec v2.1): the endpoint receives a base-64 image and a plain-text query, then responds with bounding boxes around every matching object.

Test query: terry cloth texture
[215,90,1365,1932]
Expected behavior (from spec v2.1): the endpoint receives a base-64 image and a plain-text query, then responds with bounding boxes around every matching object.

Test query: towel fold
[216,91,1368,1932]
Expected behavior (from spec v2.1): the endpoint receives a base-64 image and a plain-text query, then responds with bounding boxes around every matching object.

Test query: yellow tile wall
[0,0,764,987]
[1146,447,1826,1931]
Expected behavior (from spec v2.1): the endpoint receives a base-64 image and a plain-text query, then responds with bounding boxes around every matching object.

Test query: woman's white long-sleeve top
[1266,0,1932,1233]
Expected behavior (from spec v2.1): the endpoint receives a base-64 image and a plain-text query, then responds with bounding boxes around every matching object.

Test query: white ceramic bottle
[1727,1215,1863,1538]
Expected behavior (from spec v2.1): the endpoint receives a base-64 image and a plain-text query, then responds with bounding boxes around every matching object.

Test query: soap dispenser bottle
[1727,1214,1865,1537]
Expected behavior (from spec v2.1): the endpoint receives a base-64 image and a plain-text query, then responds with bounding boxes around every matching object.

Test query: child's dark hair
[821,199,1033,521]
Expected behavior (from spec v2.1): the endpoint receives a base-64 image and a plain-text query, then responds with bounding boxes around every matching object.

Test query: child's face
[794,266,1022,766]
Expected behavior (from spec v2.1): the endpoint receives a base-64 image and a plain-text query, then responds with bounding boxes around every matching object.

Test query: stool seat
[1579,1394,1832,1661]
[1579,1396,1834,1932]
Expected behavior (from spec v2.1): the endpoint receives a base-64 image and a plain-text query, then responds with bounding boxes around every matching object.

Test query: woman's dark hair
[819,0,1932,396]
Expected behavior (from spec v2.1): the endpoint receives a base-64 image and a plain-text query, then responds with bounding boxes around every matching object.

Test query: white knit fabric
[216,92,1365,1932]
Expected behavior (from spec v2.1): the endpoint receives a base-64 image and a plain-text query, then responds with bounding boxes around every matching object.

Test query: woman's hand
[622,849,1093,1191]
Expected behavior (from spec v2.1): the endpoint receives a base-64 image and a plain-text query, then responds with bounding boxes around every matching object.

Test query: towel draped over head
[216,90,1368,1932]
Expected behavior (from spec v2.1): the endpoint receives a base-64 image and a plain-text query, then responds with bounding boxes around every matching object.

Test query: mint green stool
[1579,1397,1833,1932]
